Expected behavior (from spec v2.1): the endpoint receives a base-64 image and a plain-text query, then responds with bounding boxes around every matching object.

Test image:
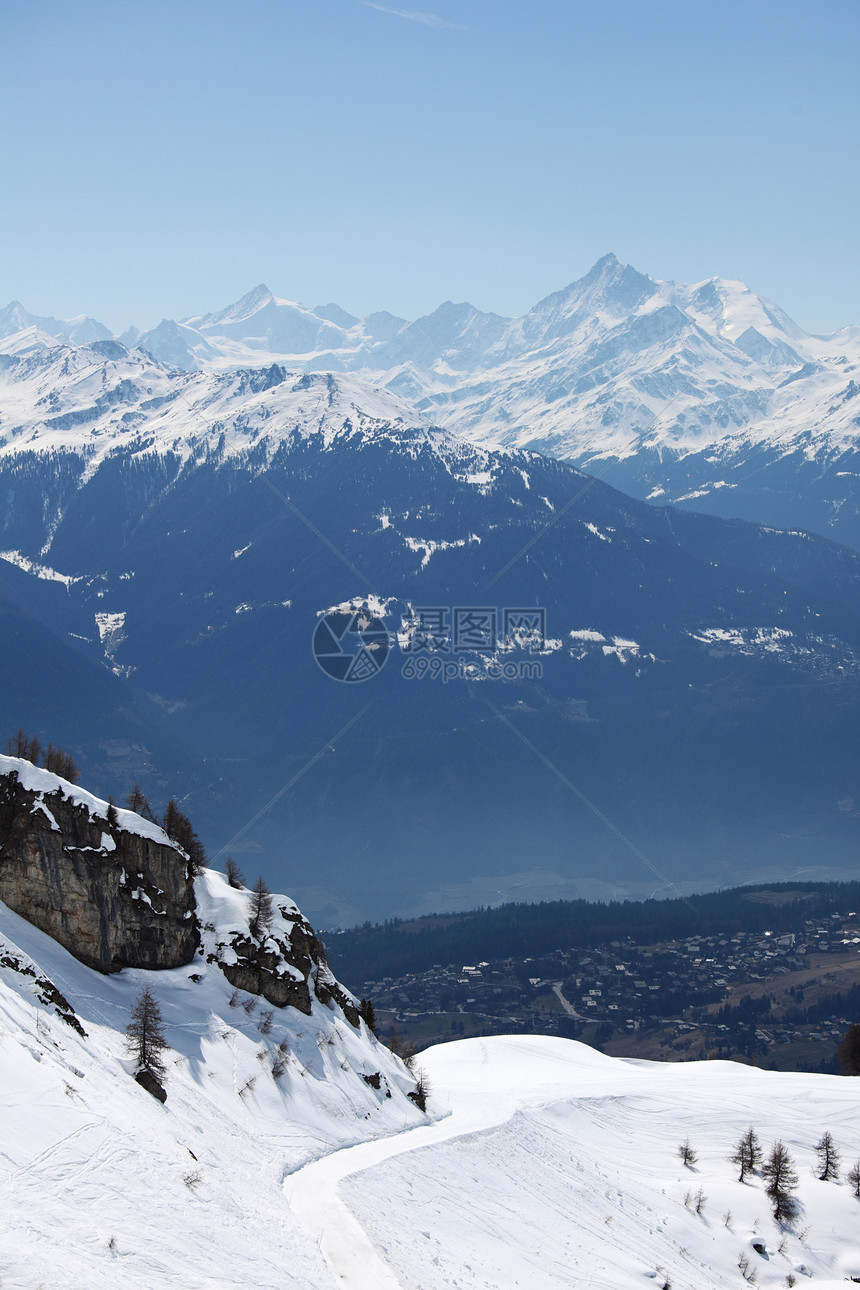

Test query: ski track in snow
[283,1036,525,1288]
[286,1035,860,1290]
[1,847,858,1288]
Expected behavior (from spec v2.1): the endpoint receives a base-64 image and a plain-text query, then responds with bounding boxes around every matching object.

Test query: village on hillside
[364,909,860,1071]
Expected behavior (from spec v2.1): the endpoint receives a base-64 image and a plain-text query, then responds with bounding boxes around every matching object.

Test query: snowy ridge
[0,341,535,504]
[3,256,858,542]
[4,255,857,466]
[0,345,422,461]
[0,754,174,849]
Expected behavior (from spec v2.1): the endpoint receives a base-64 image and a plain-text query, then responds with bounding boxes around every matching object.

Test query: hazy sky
[2,0,857,333]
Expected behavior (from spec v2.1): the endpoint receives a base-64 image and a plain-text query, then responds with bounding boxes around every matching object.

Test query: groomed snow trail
[283,1037,646,1289]
[285,1036,860,1290]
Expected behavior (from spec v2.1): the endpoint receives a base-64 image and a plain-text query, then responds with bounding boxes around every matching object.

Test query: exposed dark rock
[319,977,361,1028]
[135,1067,167,1102]
[212,906,361,1024]
[361,1071,381,1089]
[0,943,86,1035]
[0,762,365,1039]
[0,767,198,973]
[218,930,314,1013]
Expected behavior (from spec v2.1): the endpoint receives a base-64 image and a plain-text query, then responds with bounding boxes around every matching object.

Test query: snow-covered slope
[328,1036,860,1290]
[6,941,857,1290]
[0,340,436,472]
[0,863,427,1286]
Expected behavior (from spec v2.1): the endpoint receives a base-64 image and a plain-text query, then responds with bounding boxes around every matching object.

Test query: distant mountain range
[0,341,858,925]
[3,254,858,548]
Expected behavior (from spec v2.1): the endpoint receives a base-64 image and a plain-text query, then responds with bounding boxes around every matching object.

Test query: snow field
[333,1037,860,1290]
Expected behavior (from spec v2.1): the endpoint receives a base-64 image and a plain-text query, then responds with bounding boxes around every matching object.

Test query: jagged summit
[0,299,112,346]
[0,300,29,326]
[312,301,360,328]
[193,281,276,328]
[536,252,657,317]
[0,342,443,467]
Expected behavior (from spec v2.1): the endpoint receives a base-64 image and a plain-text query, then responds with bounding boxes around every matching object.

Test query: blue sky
[2,0,857,333]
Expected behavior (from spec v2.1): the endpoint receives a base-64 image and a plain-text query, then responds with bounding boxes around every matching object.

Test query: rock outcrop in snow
[206,902,361,1023]
[0,755,197,973]
[0,858,430,1288]
[0,756,370,1031]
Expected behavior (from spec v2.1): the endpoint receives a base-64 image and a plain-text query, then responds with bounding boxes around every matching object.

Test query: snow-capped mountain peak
[0,339,490,477]
[537,252,658,321]
[0,300,112,347]
[190,281,276,328]
[2,253,858,543]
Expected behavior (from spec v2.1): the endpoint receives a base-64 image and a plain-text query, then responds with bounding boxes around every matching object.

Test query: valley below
[329,884,860,1074]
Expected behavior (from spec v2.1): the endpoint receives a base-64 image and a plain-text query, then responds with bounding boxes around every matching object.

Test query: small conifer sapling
[678,1139,697,1167]
[249,876,274,938]
[814,1131,840,1181]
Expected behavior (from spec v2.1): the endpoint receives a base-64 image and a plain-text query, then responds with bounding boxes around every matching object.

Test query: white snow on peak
[2,257,857,484]
[0,346,430,467]
[0,343,536,539]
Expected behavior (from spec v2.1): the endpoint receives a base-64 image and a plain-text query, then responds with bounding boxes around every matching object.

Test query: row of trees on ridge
[4,728,79,782]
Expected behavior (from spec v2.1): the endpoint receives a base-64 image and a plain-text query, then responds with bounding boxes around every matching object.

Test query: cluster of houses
[364,912,860,1067]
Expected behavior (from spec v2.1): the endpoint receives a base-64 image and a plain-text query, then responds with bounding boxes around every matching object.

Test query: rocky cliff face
[0,757,366,1031]
[0,756,197,972]
[210,914,360,1022]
